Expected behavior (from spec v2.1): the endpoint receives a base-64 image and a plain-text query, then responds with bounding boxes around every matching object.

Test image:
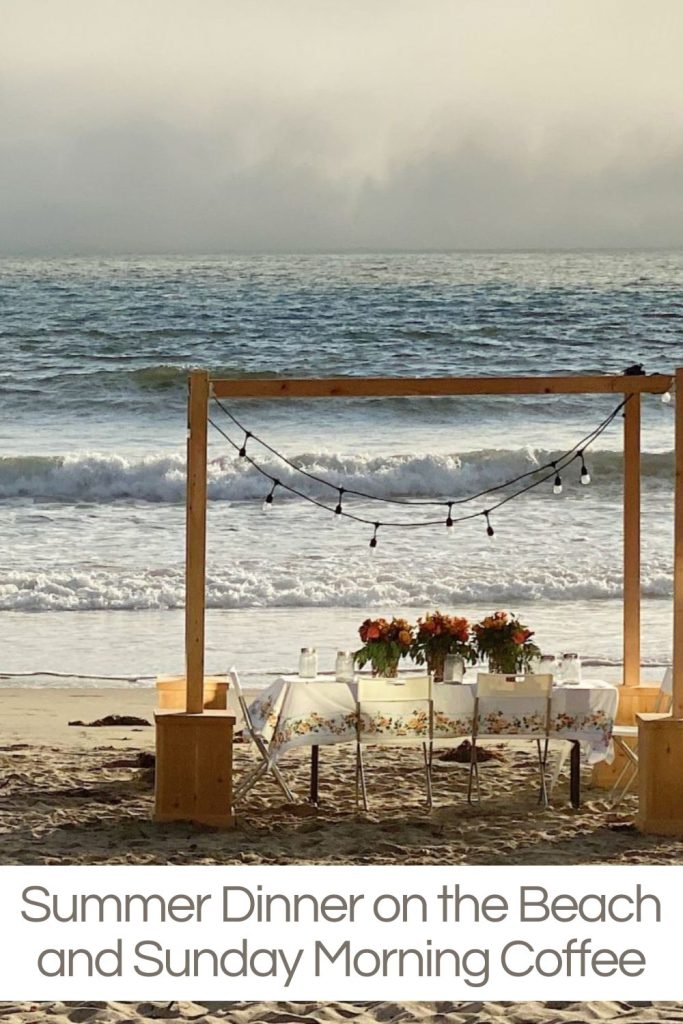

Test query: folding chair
[228,667,295,803]
[610,666,673,806]
[355,675,433,811]
[468,673,553,807]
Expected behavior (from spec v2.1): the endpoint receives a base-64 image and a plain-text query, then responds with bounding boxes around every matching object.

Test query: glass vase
[427,650,446,682]
[372,656,399,678]
[488,653,519,675]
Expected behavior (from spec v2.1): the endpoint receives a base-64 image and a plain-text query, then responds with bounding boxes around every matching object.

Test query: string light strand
[212,394,630,510]
[207,396,625,535]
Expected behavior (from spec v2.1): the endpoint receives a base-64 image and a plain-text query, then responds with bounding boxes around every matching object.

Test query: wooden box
[156,675,229,710]
[636,713,683,835]
[154,709,235,828]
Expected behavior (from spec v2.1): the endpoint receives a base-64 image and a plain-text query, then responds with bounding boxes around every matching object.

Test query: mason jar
[335,650,355,682]
[443,653,465,684]
[299,647,318,679]
[560,652,582,685]
[533,653,558,679]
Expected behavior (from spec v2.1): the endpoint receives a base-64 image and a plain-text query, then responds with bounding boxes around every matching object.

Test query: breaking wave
[0,448,673,503]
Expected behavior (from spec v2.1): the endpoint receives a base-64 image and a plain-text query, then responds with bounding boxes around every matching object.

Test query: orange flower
[367,624,381,640]
[398,629,412,646]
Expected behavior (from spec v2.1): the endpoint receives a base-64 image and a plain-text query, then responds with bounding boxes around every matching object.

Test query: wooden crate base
[636,713,683,835]
[154,710,235,828]
[591,684,660,790]
[156,675,229,710]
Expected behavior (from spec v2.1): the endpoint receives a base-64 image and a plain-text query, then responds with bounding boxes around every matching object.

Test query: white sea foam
[0,448,673,503]
[0,559,673,612]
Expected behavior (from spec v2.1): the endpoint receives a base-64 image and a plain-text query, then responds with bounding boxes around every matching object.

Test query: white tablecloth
[248,675,619,765]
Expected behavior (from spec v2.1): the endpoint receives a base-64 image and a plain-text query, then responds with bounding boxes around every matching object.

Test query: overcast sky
[1,0,682,253]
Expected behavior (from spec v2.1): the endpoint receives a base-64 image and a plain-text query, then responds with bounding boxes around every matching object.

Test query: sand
[2,687,683,1023]
[3,1002,683,1024]
[0,685,681,866]
[0,688,159,752]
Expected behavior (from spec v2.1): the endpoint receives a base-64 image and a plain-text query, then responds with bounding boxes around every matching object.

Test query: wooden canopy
[184,369,680,716]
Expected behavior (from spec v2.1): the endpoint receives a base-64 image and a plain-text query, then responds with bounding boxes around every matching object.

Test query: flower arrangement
[354,616,414,677]
[472,610,540,674]
[411,611,476,681]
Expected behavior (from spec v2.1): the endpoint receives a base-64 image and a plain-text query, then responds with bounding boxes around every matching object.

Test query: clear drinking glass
[335,650,355,682]
[443,653,465,684]
[299,647,318,678]
[560,652,581,685]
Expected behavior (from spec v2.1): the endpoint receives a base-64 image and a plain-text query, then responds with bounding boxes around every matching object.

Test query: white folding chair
[228,667,295,804]
[468,673,553,807]
[610,666,673,806]
[355,675,433,811]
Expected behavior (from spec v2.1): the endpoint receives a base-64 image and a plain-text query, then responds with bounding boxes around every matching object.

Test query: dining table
[247,673,619,808]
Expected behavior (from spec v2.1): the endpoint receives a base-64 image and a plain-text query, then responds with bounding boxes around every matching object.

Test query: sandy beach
[2,688,681,1023]
[4,1001,683,1024]
[0,685,680,867]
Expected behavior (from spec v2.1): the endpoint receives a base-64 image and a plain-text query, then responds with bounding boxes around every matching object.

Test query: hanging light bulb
[580,455,591,486]
[484,511,494,537]
[238,431,251,458]
[445,503,454,538]
[262,479,279,512]
[334,487,344,526]
[369,523,380,550]
[662,389,672,405]
[552,463,562,495]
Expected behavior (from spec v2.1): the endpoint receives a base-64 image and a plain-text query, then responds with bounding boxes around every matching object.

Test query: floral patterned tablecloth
[248,675,619,764]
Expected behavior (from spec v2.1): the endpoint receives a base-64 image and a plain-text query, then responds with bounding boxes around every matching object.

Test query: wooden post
[185,370,210,714]
[636,366,683,834]
[674,367,683,718]
[623,394,641,687]
[153,369,236,829]
[593,391,662,788]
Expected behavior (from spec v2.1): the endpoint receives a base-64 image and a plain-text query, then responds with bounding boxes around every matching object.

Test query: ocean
[0,251,679,688]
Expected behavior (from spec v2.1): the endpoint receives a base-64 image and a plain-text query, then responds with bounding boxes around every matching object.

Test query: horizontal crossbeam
[210,374,673,400]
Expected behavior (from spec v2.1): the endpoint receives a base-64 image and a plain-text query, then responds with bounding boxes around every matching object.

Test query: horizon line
[1,245,683,259]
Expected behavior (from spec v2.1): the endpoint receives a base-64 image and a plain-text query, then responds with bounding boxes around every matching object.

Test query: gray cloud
[1,0,682,252]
